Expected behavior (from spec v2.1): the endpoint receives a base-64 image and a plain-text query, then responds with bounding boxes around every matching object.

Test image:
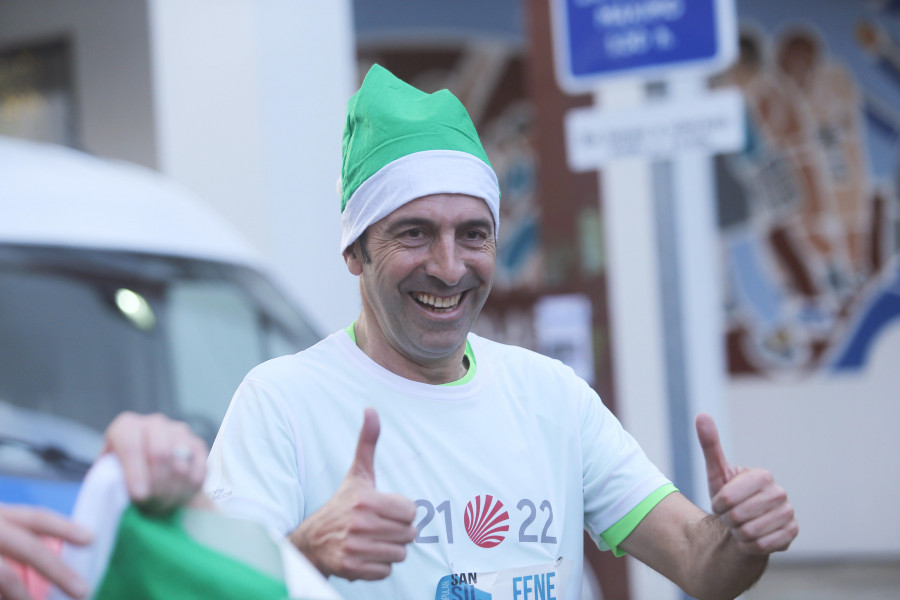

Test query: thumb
[695,412,732,498]
[347,407,380,484]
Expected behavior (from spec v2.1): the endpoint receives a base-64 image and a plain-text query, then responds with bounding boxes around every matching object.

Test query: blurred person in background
[0,412,207,600]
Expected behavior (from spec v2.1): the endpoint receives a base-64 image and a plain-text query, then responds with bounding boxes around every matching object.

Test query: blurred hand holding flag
[48,455,341,600]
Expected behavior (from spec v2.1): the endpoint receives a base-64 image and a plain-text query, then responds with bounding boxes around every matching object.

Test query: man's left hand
[696,413,798,555]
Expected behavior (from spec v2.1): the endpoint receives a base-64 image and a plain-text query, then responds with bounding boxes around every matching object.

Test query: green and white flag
[49,456,341,600]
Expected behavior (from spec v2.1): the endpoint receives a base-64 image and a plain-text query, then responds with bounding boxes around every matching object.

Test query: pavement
[742,560,900,600]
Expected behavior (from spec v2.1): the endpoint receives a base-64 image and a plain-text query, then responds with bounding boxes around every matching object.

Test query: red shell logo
[464,495,509,548]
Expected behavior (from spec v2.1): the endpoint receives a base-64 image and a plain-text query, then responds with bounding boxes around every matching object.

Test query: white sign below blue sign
[551,0,737,91]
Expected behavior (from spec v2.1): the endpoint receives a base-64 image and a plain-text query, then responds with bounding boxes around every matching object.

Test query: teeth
[414,292,462,309]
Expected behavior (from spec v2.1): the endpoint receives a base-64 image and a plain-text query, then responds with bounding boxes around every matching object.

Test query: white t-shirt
[206,331,673,600]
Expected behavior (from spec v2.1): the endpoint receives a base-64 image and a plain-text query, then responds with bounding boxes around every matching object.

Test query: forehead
[380,193,493,227]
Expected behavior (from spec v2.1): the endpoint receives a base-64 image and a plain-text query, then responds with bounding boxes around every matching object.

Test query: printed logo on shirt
[433,559,572,600]
[415,496,557,548]
[464,495,509,548]
[208,488,232,501]
[435,573,492,600]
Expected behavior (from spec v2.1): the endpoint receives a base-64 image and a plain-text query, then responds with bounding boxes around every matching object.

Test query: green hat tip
[338,64,500,253]
[340,64,493,211]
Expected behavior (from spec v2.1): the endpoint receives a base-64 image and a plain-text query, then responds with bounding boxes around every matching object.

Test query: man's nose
[425,237,466,285]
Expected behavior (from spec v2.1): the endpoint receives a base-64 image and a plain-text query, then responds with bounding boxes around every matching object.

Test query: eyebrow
[385,217,494,234]
[385,217,432,232]
[458,218,495,232]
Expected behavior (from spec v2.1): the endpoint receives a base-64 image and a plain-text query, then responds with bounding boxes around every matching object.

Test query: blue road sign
[552,0,737,91]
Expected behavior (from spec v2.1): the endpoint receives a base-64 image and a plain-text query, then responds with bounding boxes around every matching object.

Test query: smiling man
[205,65,797,600]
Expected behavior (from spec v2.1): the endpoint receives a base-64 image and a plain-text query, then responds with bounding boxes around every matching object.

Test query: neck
[353,315,467,385]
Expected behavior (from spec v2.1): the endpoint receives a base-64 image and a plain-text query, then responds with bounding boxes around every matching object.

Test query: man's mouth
[412,292,463,312]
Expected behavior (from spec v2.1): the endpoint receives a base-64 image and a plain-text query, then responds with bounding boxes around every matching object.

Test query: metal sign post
[552,5,742,598]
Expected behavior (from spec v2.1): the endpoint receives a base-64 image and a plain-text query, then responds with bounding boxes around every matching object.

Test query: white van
[0,137,319,513]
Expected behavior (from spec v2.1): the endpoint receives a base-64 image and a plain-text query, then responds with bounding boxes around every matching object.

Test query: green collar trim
[344,322,476,386]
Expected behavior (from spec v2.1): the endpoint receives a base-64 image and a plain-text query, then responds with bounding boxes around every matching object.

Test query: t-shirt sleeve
[205,378,305,536]
[578,378,673,556]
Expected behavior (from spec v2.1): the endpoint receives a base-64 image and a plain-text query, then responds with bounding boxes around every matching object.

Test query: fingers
[712,469,776,516]
[0,510,89,599]
[142,415,208,512]
[0,562,31,600]
[104,412,208,512]
[0,506,91,546]
[347,494,417,541]
[377,493,419,524]
[104,412,151,500]
[713,468,798,555]
[735,519,798,555]
[348,408,380,484]
[695,413,734,497]
[291,410,416,581]
[338,539,410,581]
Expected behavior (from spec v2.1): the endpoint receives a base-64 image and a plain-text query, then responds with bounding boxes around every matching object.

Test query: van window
[0,244,319,482]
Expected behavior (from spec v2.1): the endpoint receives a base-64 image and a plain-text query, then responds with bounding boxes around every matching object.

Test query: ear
[343,244,363,276]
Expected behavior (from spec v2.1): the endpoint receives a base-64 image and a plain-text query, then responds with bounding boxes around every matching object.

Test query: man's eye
[464,230,487,241]
[401,228,425,240]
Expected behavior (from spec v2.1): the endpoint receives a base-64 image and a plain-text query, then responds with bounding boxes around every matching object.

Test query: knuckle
[347,513,367,533]
[353,491,376,511]
[781,503,795,521]
[147,445,170,466]
[744,536,767,554]
[725,506,744,526]
[767,484,787,504]
[738,522,759,541]
[114,411,137,425]
[147,412,168,425]
[787,519,800,538]
[337,556,357,577]
[172,421,193,437]
[717,490,737,509]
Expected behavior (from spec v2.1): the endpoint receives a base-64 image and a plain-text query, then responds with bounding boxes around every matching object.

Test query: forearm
[621,494,771,600]
[680,514,768,600]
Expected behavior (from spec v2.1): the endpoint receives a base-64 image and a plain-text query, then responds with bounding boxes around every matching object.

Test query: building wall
[0,0,157,167]
[0,0,361,333]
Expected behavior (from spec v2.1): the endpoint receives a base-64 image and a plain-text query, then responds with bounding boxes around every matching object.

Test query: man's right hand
[289,408,417,581]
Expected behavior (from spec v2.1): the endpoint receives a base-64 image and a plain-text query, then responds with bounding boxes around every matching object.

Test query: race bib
[434,558,574,600]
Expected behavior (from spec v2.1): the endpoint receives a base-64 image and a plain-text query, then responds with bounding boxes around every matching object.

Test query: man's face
[347,193,496,370]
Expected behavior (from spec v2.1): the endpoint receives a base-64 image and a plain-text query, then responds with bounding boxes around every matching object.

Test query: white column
[597,80,681,600]
[147,0,360,332]
[667,75,731,510]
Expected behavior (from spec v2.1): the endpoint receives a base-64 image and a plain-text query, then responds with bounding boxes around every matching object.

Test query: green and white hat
[339,64,500,252]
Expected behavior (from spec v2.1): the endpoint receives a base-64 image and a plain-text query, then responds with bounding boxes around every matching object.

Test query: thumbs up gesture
[289,408,418,581]
[696,413,798,555]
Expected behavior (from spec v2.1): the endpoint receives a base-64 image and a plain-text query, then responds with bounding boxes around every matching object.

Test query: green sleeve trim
[345,322,476,385]
[600,483,678,557]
